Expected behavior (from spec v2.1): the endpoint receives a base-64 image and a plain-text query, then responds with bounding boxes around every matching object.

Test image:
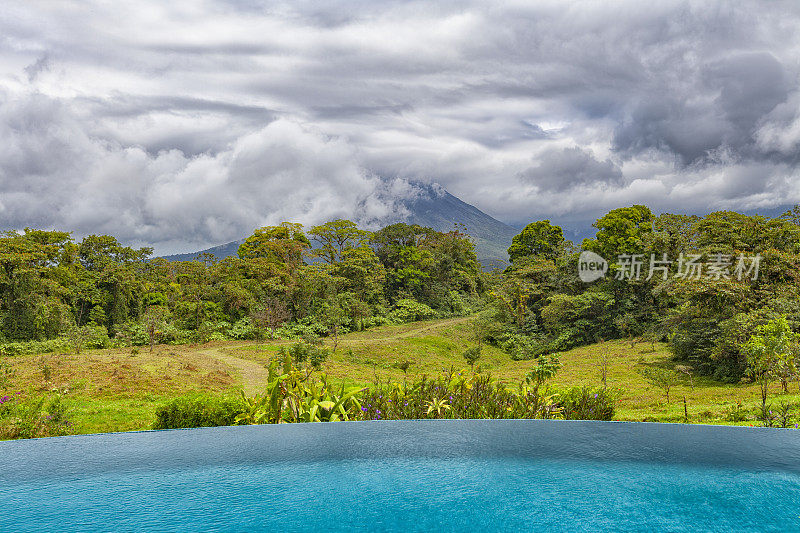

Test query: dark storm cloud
[520,147,623,192]
[1,0,800,253]
[613,52,792,166]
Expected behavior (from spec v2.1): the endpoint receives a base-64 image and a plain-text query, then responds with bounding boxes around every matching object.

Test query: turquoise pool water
[2,420,800,531]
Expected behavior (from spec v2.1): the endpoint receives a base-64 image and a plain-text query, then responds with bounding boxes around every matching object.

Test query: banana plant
[236,354,365,424]
[235,372,290,425]
[234,389,271,425]
[291,383,365,422]
[515,382,562,419]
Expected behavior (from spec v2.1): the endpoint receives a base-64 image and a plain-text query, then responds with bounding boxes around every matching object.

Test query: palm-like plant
[425,397,451,418]
[236,354,365,424]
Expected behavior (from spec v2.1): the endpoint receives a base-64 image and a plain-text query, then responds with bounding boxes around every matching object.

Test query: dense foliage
[0,392,70,439]
[0,221,483,349]
[481,205,800,383]
[5,203,800,428]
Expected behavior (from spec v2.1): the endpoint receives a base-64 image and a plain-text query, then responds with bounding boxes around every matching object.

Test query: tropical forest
[3,205,800,439]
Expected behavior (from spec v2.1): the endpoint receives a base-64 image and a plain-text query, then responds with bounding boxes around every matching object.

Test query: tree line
[0,221,482,349]
[482,205,800,382]
[5,204,800,387]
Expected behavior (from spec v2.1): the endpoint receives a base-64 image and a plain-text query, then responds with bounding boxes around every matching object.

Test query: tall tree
[583,205,654,260]
[742,316,799,414]
[507,220,565,263]
[309,219,371,264]
[238,223,310,265]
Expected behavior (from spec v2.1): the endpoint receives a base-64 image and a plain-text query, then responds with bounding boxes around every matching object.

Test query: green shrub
[388,299,437,323]
[115,321,150,346]
[152,395,246,430]
[276,317,329,340]
[227,317,262,340]
[0,338,70,357]
[462,345,481,367]
[115,321,194,347]
[62,324,111,352]
[83,325,111,349]
[500,334,550,361]
[278,342,329,370]
[724,401,748,422]
[556,386,619,421]
[0,393,71,440]
[437,290,481,317]
[168,329,196,345]
[194,321,230,343]
[361,316,391,329]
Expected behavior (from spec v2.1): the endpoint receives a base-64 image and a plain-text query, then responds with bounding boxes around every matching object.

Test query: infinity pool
[2,420,800,531]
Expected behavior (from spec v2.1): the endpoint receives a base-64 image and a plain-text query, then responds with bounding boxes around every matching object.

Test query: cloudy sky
[2,1,800,253]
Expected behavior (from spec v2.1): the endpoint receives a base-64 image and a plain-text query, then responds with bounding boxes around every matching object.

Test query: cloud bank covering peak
[2,1,800,252]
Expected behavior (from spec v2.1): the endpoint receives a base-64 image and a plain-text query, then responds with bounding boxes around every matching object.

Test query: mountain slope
[162,185,517,268]
[399,185,517,267]
[162,239,245,263]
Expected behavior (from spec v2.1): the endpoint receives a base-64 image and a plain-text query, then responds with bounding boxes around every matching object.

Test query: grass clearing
[2,316,798,437]
[1,344,240,435]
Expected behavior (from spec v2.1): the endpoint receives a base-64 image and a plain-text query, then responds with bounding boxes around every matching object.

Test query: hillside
[227,319,786,424]
[1,317,791,437]
[162,184,518,268]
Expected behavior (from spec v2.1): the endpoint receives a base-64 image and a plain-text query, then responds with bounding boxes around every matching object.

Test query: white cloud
[0,92,410,253]
[1,0,800,249]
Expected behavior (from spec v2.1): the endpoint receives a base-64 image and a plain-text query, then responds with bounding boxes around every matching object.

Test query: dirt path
[336,315,474,345]
[200,348,269,396]
[202,315,474,392]
[230,315,474,348]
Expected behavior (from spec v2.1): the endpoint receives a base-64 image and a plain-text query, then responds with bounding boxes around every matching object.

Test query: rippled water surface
[2,420,799,532]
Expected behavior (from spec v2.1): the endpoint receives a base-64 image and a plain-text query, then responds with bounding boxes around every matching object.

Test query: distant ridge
[162,185,517,269]
[398,185,517,268]
[162,239,245,263]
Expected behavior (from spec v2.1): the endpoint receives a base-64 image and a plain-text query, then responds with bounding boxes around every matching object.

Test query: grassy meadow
[1,316,797,437]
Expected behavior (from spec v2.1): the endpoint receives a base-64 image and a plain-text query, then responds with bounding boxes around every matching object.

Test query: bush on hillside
[556,386,619,421]
[388,299,438,323]
[153,395,246,429]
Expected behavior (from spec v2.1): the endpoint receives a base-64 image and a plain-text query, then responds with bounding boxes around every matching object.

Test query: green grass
[0,344,241,437]
[548,340,800,425]
[2,316,798,438]
[229,317,800,426]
